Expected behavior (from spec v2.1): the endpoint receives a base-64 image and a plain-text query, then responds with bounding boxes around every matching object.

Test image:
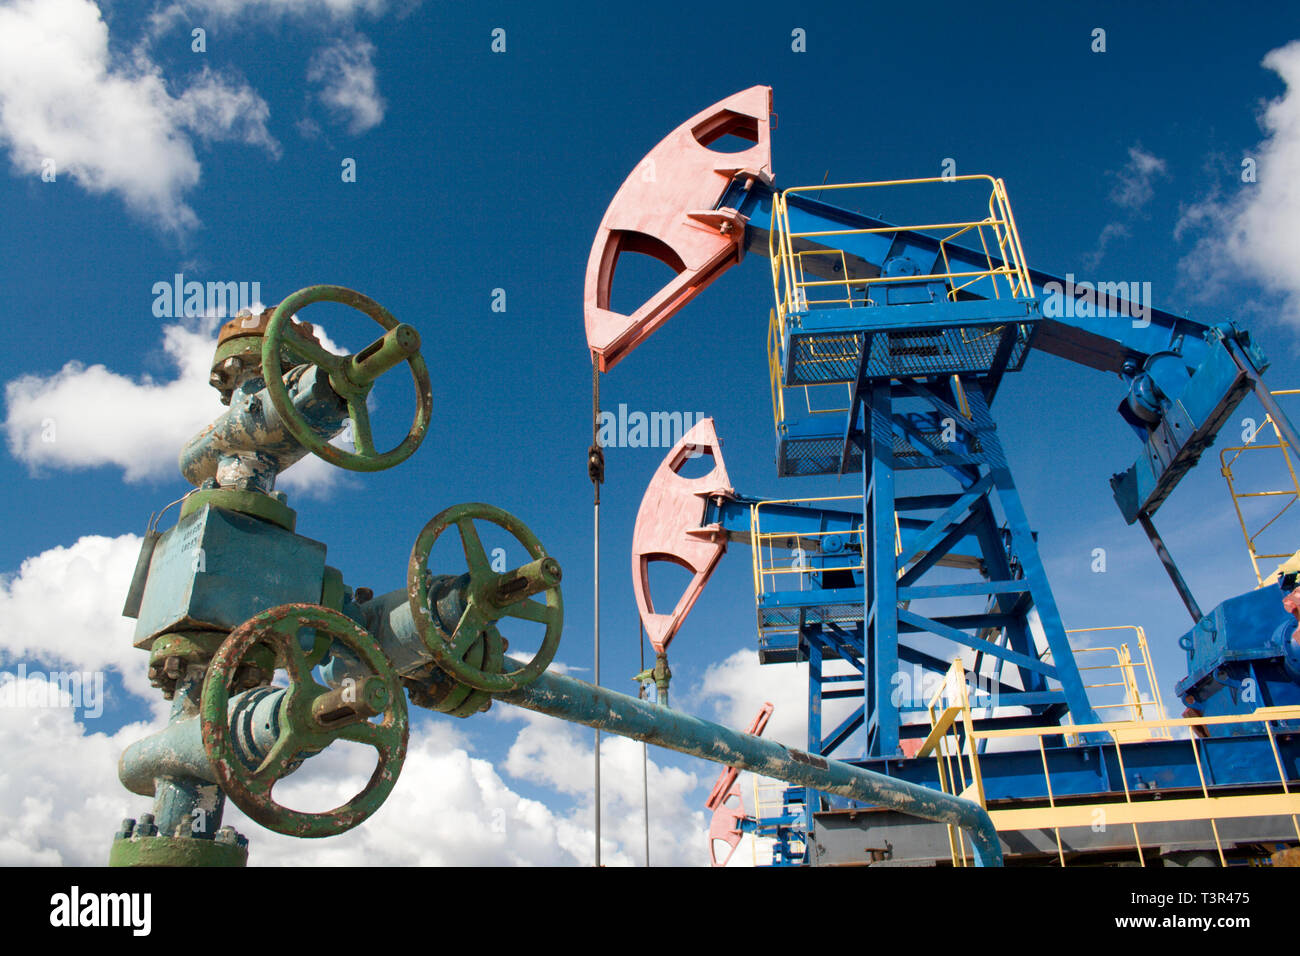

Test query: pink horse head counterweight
[705,703,775,866]
[584,86,774,372]
[631,418,734,658]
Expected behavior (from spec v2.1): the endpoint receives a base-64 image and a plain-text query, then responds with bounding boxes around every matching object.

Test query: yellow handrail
[1059,626,1170,738]
[1219,389,1300,586]
[749,495,867,599]
[766,175,1034,440]
[920,655,1300,867]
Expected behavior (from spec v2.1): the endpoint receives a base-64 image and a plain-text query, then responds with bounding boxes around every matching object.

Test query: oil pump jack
[590,87,1300,865]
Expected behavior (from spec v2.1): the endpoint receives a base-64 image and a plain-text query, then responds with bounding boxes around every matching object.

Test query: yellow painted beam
[988,793,1300,831]
[915,706,964,757]
[972,706,1300,741]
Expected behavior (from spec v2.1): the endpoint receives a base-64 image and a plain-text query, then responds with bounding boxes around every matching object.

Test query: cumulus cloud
[173,65,281,156]
[1177,41,1300,320]
[0,0,278,234]
[147,0,411,47]
[0,685,162,865]
[1084,146,1167,268]
[693,647,809,748]
[503,709,710,866]
[231,715,600,866]
[3,315,345,495]
[307,37,386,135]
[689,647,885,865]
[0,534,150,698]
[1108,145,1168,211]
[1082,221,1130,271]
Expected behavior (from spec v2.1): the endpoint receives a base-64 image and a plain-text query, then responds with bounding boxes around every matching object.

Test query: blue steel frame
[860,377,1100,757]
[695,174,1300,861]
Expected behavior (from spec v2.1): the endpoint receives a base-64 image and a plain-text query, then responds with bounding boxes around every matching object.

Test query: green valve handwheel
[262,284,433,472]
[201,603,409,839]
[408,503,564,694]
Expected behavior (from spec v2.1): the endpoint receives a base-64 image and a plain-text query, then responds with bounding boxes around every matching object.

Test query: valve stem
[311,676,390,729]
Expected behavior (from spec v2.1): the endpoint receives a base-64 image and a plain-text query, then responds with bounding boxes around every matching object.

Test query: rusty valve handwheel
[262,284,433,472]
[201,603,409,838]
[408,503,564,693]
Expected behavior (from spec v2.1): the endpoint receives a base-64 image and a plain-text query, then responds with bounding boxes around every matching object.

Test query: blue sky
[2,0,1300,865]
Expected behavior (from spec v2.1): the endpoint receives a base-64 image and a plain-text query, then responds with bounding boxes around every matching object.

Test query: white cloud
[231,715,601,866]
[0,0,278,233]
[1108,145,1168,210]
[160,0,393,18]
[1085,145,1167,268]
[693,647,809,748]
[174,65,281,156]
[146,0,412,46]
[503,709,710,866]
[3,316,345,495]
[0,533,152,698]
[307,37,386,135]
[689,646,870,859]
[1082,221,1130,271]
[1177,41,1300,320]
[0,673,615,866]
[0,683,162,865]
[0,532,169,865]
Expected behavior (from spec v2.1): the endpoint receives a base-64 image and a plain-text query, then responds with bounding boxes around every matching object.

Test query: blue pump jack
[579,86,1300,865]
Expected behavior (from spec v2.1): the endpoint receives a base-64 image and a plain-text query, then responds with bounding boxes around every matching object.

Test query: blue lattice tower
[588,89,1300,865]
[740,176,1102,765]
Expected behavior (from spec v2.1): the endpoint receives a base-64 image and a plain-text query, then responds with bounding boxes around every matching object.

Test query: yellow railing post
[1065,626,1171,740]
[1219,390,1300,586]
[918,645,1299,865]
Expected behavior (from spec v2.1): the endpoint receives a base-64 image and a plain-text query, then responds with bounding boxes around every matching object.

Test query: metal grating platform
[758,600,865,631]
[777,430,980,477]
[785,322,1032,386]
[777,435,861,476]
[786,332,863,384]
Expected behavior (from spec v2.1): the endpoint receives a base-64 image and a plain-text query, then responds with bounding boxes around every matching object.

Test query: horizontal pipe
[341,588,1003,864]
[497,659,1002,865]
[120,686,286,797]
[120,707,216,796]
